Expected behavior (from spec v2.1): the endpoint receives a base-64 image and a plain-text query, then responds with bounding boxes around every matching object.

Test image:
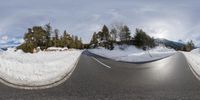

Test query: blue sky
[0,0,200,46]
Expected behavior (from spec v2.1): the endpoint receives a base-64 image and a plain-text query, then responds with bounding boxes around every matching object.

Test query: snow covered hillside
[0,48,82,87]
[89,45,176,62]
[183,48,200,77]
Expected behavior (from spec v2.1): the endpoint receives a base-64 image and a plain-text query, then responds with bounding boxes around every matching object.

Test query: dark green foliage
[101,25,110,41]
[123,25,131,41]
[119,25,131,42]
[17,42,37,53]
[134,28,155,50]
[62,30,70,47]
[90,25,111,49]
[44,23,52,47]
[183,40,195,51]
[90,32,98,47]
[90,24,154,50]
[17,24,84,53]
[18,26,48,52]
[89,23,195,52]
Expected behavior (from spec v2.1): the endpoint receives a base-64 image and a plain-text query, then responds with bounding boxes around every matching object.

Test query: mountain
[0,38,23,49]
[155,38,185,50]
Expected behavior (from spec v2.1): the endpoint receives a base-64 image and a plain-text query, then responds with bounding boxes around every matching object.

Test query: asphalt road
[1,51,200,100]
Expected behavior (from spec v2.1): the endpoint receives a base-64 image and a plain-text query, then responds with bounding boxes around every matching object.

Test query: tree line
[90,24,196,51]
[17,23,83,53]
[17,23,195,53]
[182,40,195,51]
[90,24,156,50]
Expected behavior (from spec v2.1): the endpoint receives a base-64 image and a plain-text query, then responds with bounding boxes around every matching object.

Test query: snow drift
[183,48,200,77]
[191,48,200,54]
[0,48,82,87]
[89,45,176,62]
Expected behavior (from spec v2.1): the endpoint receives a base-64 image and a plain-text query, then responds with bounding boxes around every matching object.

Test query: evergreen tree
[79,37,83,49]
[110,28,117,42]
[18,26,48,52]
[17,24,85,52]
[63,30,70,47]
[101,25,110,41]
[69,35,75,48]
[44,23,52,47]
[123,25,131,41]
[97,31,103,41]
[118,25,131,42]
[186,40,195,51]
[32,26,48,49]
[54,29,59,40]
[54,29,59,47]
[134,28,155,49]
[75,35,79,48]
[90,32,98,45]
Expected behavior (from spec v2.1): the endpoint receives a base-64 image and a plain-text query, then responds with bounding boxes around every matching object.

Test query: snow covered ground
[0,48,82,87]
[89,45,176,62]
[182,48,200,77]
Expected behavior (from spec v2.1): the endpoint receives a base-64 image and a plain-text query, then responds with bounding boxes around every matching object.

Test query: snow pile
[89,45,176,62]
[46,47,68,51]
[191,48,200,54]
[183,48,200,76]
[0,48,82,86]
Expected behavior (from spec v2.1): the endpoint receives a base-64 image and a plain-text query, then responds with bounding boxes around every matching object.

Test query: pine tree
[90,32,98,45]
[17,24,85,52]
[54,29,59,40]
[54,29,59,47]
[97,31,103,41]
[44,23,52,47]
[101,25,110,41]
[110,28,117,42]
[118,25,131,42]
[32,26,47,49]
[134,28,155,49]
[186,40,195,51]
[74,35,78,48]
[18,26,47,52]
[123,25,131,41]
[79,37,83,49]
[63,30,70,47]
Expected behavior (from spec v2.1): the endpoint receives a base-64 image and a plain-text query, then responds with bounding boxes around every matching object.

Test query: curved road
[1,51,200,100]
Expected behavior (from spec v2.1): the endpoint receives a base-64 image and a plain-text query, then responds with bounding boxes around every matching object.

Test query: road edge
[87,50,176,64]
[181,52,200,81]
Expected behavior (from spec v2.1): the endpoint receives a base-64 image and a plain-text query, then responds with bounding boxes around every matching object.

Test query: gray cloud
[0,0,200,46]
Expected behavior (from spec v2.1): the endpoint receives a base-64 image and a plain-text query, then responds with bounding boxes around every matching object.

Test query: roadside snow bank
[0,48,82,87]
[191,48,200,54]
[183,48,200,76]
[89,45,176,62]
[46,47,68,51]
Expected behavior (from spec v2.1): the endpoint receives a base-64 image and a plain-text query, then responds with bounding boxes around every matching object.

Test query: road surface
[0,51,200,100]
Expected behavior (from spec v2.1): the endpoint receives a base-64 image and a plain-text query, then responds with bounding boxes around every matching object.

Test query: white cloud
[0,0,200,46]
[1,35,8,41]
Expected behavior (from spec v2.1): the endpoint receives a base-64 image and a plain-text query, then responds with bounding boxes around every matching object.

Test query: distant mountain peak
[155,38,185,50]
[0,37,24,49]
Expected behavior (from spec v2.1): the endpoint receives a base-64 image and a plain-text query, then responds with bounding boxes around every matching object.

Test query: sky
[0,0,200,46]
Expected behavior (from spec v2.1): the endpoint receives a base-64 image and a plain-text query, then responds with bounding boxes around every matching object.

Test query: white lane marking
[92,57,111,69]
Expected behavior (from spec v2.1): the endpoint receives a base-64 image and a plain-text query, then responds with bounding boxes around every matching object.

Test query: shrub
[17,42,36,53]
